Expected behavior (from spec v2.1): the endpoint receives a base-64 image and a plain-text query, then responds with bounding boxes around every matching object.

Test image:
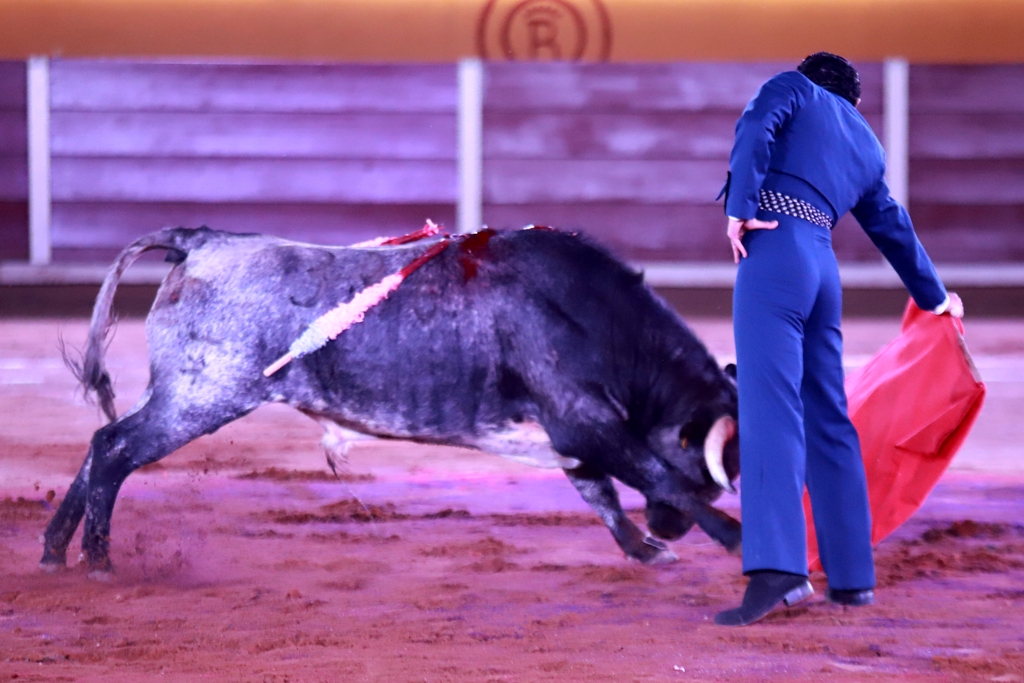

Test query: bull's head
[643,361,740,547]
[650,403,739,497]
[645,406,740,546]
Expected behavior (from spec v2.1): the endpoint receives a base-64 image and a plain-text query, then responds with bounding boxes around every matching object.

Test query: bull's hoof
[632,536,678,565]
[83,552,115,581]
[641,547,679,565]
[86,567,115,582]
[717,524,742,556]
[723,530,742,557]
[39,547,68,573]
[39,559,66,574]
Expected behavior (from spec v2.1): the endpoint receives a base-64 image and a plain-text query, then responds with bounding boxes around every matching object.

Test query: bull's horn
[704,415,737,494]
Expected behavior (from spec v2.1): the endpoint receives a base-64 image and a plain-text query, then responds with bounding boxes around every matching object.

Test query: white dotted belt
[758,189,835,229]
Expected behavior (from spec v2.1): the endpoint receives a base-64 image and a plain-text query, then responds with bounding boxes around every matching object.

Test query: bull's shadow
[43,226,740,577]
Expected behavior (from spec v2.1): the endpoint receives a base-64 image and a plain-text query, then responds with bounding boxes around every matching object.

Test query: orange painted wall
[0,0,1021,63]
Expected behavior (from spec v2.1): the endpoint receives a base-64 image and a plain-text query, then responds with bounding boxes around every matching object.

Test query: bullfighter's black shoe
[825,587,874,606]
[714,570,814,626]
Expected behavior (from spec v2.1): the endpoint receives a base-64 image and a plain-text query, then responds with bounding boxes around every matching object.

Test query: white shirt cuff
[932,294,951,315]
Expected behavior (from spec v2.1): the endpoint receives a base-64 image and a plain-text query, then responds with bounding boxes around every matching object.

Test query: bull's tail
[63,227,215,423]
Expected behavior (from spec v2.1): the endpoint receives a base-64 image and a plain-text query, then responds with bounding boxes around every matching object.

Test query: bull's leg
[82,401,251,575]
[55,397,252,576]
[645,502,695,542]
[648,489,741,555]
[598,450,742,555]
[564,463,677,564]
[542,397,739,556]
[40,450,93,570]
[680,502,742,555]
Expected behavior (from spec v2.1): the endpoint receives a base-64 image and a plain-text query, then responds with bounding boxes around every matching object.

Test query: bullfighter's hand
[947,292,964,319]
[727,217,779,264]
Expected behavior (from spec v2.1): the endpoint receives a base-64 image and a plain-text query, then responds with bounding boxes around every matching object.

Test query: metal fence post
[883,57,910,209]
[27,56,52,265]
[27,56,51,266]
[457,58,484,234]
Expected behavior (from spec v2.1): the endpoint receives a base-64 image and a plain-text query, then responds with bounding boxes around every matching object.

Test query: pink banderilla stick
[349,219,442,248]
[263,240,450,377]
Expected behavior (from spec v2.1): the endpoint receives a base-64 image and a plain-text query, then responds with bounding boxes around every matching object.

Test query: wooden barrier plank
[484,111,736,159]
[909,228,1024,263]
[0,111,27,155]
[50,158,456,203]
[910,113,1024,160]
[832,214,884,262]
[0,157,27,200]
[0,61,26,109]
[484,111,882,160]
[486,62,787,112]
[0,201,28,260]
[0,61,27,258]
[485,62,883,114]
[46,60,459,257]
[49,201,455,260]
[907,64,1024,266]
[910,203,1024,262]
[51,111,456,159]
[911,65,1024,113]
[483,159,724,203]
[50,61,457,113]
[910,159,1024,204]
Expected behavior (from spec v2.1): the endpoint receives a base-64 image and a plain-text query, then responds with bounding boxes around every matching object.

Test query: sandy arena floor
[1,317,1023,682]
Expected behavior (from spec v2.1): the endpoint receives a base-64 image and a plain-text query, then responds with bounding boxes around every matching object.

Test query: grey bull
[42,226,741,576]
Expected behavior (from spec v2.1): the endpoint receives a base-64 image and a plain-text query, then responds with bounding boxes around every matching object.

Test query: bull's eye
[680,437,689,450]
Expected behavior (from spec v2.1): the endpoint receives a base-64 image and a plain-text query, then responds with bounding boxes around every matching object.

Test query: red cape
[806,300,986,570]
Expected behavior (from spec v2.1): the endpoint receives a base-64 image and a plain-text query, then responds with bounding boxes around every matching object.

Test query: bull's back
[142,228,688,442]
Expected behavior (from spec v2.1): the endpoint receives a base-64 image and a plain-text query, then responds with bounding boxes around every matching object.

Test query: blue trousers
[733,211,876,590]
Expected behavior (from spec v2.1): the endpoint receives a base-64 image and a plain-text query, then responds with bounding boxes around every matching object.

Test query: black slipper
[714,570,814,626]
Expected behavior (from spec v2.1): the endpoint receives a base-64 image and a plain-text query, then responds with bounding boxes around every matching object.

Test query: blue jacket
[724,70,947,311]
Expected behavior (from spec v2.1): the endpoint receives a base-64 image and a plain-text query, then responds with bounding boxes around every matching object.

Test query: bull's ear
[724,363,737,379]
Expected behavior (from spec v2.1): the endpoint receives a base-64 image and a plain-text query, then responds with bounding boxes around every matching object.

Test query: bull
[42,226,741,576]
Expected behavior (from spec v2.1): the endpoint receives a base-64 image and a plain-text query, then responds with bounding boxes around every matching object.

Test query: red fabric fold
[805,300,986,571]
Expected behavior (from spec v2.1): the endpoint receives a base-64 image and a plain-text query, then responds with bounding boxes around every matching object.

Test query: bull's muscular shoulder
[491,228,645,289]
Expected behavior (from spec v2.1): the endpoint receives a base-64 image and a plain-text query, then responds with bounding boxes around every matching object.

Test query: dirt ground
[2,317,1024,682]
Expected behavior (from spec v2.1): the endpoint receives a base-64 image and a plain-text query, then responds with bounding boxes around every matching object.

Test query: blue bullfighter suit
[724,70,948,590]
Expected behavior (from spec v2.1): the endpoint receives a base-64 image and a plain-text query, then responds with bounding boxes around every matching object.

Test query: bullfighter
[715,52,964,626]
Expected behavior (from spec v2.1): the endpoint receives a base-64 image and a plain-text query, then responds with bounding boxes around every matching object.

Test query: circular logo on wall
[477,0,612,61]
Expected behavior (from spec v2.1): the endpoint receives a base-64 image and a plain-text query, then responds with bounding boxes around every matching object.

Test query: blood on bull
[42,225,741,577]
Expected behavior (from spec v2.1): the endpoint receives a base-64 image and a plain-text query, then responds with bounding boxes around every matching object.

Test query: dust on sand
[2,319,1024,681]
